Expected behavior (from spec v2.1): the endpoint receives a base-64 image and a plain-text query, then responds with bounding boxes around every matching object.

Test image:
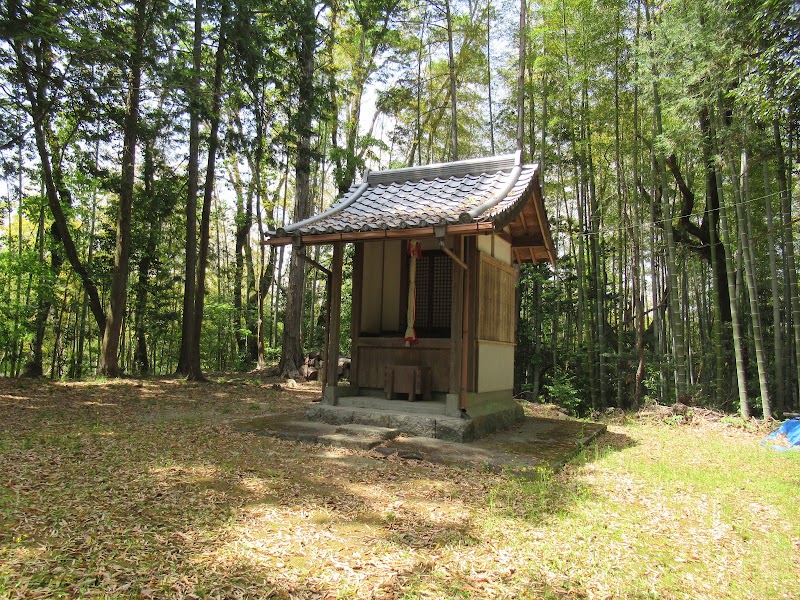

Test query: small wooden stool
[384,365,432,402]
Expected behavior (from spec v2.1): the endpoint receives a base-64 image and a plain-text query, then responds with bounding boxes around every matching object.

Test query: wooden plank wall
[477,253,517,344]
[354,341,450,392]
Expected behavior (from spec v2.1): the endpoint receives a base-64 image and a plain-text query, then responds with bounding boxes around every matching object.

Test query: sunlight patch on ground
[1,375,798,599]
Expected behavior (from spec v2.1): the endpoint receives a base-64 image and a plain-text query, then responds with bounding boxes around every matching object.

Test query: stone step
[240,416,403,450]
[336,396,448,416]
[253,419,334,444]
[335,423,401,440]
[318,433,386,451]
[306,404,473,442]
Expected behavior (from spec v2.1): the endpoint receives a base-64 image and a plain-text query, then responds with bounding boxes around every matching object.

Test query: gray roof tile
[273,153,540,238]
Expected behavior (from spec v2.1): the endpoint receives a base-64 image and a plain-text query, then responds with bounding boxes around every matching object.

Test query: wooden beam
[480,251,518,276]
[263,221,496,247]
[446,221,495,234]
[466,237,478,395]
[264,236,293,246]
[510,233,545,248]
[385,227,435,238]
[517,205,529,232]
[441,244,468,270]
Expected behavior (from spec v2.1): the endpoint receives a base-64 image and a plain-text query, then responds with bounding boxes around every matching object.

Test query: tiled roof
[274,153,532,236]
[267,153,555,264]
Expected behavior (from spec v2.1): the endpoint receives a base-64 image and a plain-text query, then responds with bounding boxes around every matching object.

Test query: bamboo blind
[477,253,517,343]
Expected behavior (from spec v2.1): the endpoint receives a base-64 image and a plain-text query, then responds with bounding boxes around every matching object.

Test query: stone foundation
[306,401,523,443]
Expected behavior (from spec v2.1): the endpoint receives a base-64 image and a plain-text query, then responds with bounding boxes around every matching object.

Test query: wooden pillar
[350,243,364,386]
[320,275,331,387]
[466,237,478,393]
[449,236,464,395]
[326,242,345,393]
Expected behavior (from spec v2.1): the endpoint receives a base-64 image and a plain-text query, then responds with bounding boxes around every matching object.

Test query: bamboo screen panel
[415,253,431,327]
[415,252,452,331]
[478,254,517,343]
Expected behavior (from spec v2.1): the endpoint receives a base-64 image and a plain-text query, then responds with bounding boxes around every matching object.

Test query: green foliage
[543,369,587,415]
[0,0,796,406]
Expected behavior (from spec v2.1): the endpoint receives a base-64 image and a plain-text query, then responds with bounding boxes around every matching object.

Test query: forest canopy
[0,0,798,418]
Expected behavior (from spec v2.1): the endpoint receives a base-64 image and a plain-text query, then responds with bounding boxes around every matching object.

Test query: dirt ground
[0,374,795,599]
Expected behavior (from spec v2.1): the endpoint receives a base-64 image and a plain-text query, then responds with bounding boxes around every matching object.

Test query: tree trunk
[231,162,251,365]
[487,0,495,155]
[587,99,605,410]
[24,212,61,377]
[613,13,625,408]
[774,119,800,410]
[763,162,784,414]
[645,0,686,402]
[253,151,275,369]
[631,11,645,408]
[100,0,147,376]
[9,10,107,338]
[711,114,749,417]
[279,0,316,378]
[724,141,771,418]
[188,0,229,381]
[446,0,458,160]
[531,270,543,402]
[72,139,99,379]
[176,0,203,375]
[133,142,161,375]
[272,160,291,349]
[11,126,24,377]
[516,0,526,155]
[50,274,71,378]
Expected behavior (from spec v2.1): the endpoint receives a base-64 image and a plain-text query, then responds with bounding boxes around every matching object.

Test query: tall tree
[724,139,771,417]
[330,0,403,193]
[445,0,458,160]
[176,0,203,375]
[516,0,526,154]
[99,0,151,376]
[188,0,230,380]
[6,0,107,348]
[279,0,320,377]
[644,0,687,402]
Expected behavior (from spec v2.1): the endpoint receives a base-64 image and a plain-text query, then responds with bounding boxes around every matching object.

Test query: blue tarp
[761,417,800,451]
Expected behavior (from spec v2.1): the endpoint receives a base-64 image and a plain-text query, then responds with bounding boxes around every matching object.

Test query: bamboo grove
[0,0,797,417]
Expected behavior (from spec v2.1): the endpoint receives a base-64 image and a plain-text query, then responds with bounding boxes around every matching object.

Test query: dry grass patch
[1,376,798,599]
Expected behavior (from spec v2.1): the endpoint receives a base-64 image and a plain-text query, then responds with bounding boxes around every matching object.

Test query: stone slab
[230,412,607,476]
[335,424,400,440]
[376,416,606,475]
[336,396,448,416]
[318,433,386,450]
[233,417,333,444]
[306,405,474,442]
[306,404,355,426]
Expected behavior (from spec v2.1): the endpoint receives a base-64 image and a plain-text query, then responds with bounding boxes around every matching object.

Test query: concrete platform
[306,402,524,443]
[232,412,607,476]
[401,415,608,471]
[306,404,468,441]
[336,396,448,415]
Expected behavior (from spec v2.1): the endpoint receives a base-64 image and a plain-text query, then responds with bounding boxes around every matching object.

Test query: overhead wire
[553,189,798,240]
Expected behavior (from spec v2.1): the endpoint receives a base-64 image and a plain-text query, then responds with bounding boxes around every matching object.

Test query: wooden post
[320,275,331,388]
[350,242,364,386]
[461,244,470,411]
[326,243,345,394]
[449,236,464,396]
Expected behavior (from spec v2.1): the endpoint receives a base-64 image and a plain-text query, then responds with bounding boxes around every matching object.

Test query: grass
[1,375,798,599]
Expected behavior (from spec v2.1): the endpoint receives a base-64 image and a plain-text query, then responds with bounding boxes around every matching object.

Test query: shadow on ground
[0,375,637,599]
[233,411,617,476]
